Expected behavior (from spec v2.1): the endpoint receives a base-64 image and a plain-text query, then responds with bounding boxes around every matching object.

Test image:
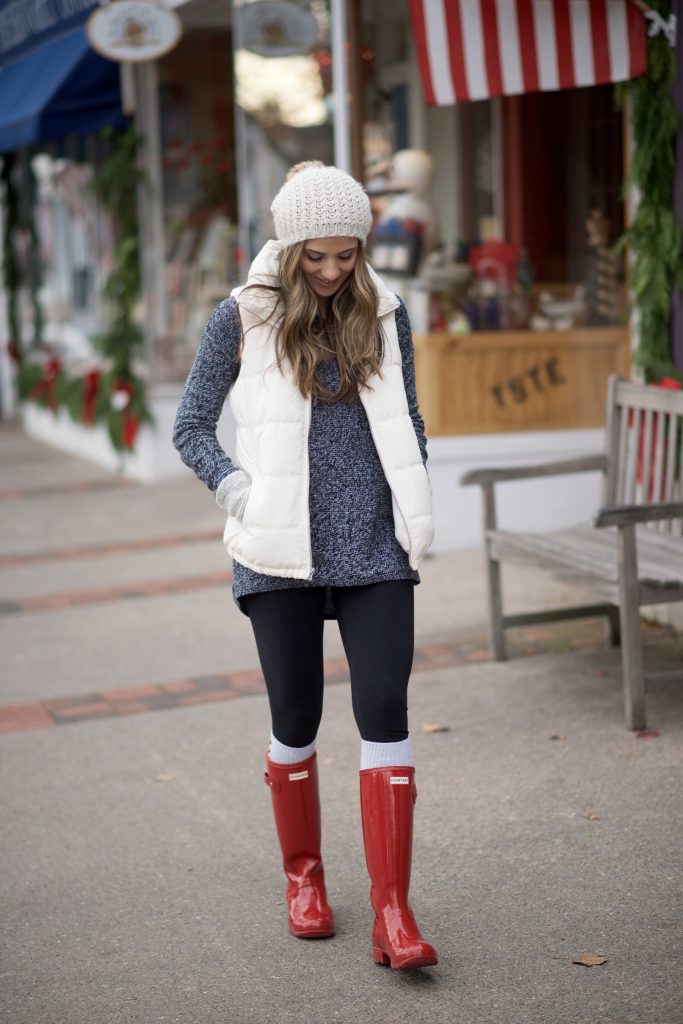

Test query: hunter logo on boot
[390,776,410,785]
[289,770,309,781]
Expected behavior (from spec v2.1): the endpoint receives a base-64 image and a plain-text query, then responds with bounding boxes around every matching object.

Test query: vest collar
[236,239,400,319]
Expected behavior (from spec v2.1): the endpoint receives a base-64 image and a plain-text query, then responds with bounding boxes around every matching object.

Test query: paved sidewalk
[1,423,682,1024]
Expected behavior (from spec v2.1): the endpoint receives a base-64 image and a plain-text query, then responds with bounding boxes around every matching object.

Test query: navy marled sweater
[172,296,428,616]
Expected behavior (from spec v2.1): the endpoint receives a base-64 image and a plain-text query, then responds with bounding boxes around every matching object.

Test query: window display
[31,147,116,364]
[232,0,334,259]
[357,0,632,436]
[155,28,238,383]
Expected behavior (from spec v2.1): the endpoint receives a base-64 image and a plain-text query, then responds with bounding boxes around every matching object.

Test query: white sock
[268,732,316,765]
[360,736,414,770]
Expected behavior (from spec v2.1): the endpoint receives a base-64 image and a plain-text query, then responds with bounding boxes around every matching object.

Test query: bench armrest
[460,453,608,487]
[594,502,683,528]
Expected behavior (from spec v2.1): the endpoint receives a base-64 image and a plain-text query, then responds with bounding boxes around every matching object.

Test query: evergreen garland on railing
[88,125,154,451]
[89,126,145,377]
[1,155,22,363]
[617,0,683,383]
[24,155,44,349]
[1,152,44,363]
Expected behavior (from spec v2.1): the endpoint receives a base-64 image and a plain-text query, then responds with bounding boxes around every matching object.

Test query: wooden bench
[461,375,683,729]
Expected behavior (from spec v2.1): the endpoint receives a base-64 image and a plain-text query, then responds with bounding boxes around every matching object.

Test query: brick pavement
[1,617,673,734]
[0,529,221,569]
[0,569,232,614]
[0,477,137,500]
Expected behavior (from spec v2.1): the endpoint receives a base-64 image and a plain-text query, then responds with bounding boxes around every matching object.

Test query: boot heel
[373,946,391,966]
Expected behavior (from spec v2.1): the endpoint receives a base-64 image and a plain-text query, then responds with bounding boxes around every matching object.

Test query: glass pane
[232,0,334,263]
[30,145,115,360]
[156,27,238,382]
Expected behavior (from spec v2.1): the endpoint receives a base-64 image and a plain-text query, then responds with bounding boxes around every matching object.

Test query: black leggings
[244,580,415,745]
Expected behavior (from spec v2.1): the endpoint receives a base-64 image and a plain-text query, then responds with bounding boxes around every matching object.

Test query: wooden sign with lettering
[413,327,630,436]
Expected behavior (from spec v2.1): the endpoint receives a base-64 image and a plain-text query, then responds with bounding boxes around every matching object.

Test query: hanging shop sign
[86,0,182,63]
[236,1,319,58]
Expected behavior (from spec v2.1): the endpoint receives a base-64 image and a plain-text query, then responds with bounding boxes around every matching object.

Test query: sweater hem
[233,570,420,619]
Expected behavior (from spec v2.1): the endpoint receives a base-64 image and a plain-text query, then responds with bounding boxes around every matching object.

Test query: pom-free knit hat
[271,161,373,246]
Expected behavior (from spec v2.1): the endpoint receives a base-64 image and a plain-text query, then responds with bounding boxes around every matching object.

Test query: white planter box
[20,387,236,484]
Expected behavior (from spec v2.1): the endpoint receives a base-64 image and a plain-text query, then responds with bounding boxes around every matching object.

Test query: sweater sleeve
[172,296,242,492]
[395,298,428,465]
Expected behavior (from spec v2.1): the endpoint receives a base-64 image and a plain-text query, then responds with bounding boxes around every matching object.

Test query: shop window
[156,28,238,382]
[503,87,625,306]
[232,0,334,258]
[29,143,116,362]
[455,85,627,335]
[458,100,497,248]
[421,86,630,436]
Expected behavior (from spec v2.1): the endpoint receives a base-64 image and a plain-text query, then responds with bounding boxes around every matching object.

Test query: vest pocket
[222,478,253,547]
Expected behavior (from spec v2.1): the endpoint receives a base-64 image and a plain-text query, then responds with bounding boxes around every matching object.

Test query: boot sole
[290,929,336,939]
[373,947,438,969]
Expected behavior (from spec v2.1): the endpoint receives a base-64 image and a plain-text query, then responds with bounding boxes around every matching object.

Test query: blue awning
[0,28,127,153]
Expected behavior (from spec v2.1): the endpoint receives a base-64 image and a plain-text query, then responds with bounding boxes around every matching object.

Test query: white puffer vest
[223,240,433,579]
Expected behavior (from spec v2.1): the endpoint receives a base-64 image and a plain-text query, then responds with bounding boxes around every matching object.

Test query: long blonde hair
[241,242,384,404]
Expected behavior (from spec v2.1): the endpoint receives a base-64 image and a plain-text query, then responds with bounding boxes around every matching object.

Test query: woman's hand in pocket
[215,470,251,522]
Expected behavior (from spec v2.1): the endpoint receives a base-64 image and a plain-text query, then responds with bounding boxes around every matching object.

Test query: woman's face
[300,237,359,308]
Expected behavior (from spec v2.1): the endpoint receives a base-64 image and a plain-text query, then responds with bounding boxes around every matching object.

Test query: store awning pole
[330,0,351,173]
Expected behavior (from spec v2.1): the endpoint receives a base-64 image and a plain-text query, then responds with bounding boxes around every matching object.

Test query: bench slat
[488,525,683,588]
[664,413,678,506]
[651,411,666,510]
[595,502,683,527]
[616,380,683,414]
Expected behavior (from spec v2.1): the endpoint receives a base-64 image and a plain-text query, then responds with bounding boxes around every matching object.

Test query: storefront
[0,0,127,421]
[1,0,341,480]
[127,0,339,476]
[325,0,669,549]
[139,0,337,388]
[355,0,649,442]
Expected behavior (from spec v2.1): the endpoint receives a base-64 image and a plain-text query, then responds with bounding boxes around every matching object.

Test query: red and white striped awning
[409,0,648,105]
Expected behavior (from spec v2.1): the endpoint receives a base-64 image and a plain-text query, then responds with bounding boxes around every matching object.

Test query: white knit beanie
[271,161,373,246]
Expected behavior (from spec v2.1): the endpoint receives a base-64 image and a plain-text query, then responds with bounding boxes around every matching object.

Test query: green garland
[1,154,22,362]
[24,154,44,347]
[0,151,45,360]
[86,126,154,450]
[89,126,147,379]
[1,152,44,361]
[617,0,683,383]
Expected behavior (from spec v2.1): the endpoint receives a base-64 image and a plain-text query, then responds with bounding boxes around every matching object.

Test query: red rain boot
[359,766,438,969]
[264,752,335,939]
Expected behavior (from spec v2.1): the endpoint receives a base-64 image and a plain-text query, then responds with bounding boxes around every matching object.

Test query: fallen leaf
[573,953,607,967]
[154,773,175,783]
[422,722,450,733]
[583,812,601,821]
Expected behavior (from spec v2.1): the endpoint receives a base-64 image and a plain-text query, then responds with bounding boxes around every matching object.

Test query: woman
[173,162,437,970]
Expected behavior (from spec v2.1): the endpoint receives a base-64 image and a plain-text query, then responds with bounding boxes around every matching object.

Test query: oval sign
[87,1,183,63]
[236,1,320,58]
